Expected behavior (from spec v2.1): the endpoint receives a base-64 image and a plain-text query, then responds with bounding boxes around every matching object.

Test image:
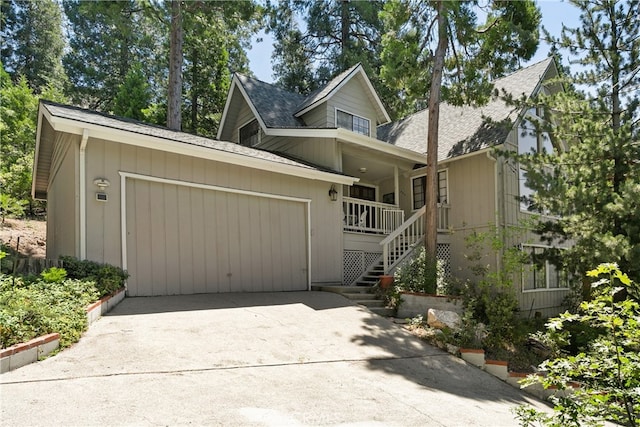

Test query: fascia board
[46,115,357,186]
[216,75,238,139]
[232,78,268,132]
[31,104,49,199]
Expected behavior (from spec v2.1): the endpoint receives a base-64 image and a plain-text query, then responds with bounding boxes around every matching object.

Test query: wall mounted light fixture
[93,178,110,189]
[328,184,338,202]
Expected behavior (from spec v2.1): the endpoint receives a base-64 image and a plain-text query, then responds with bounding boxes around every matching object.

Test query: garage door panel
[149,181,167,296]
[177,185,193,295]
[163,183,180,294]
[134,180,153,296]
[126,178,307,296]
[190,187,206,294]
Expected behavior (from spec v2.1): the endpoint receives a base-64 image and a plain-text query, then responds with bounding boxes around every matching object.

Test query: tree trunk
[340,0,350,70]
[424,3,448,267]
[167,0,183,131]
[191,49,198,133]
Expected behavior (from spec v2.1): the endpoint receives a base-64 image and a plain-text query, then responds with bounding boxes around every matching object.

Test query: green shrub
[394,246,445,294]
[59,256,128,297]
[0,274,99,348]
[516,264,640,427]
[40,266,67,283]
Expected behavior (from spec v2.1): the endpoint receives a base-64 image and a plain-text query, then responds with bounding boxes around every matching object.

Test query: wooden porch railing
[379,203,451,274]
[343,197,404,234]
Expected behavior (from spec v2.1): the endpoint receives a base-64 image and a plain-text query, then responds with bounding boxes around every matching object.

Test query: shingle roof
[235,75,306,128]
[41,101,332,172]
[378,58,555,161]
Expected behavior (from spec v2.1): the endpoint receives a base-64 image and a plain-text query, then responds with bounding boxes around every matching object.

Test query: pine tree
[519,0,640,281]
[1,0,66,92]
[379,0,541,277]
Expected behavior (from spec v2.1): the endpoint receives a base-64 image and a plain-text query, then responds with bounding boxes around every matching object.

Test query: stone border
[0,333,60,374]
[452,346,579,401]
[86,288,125,326]
[0,288,125,374]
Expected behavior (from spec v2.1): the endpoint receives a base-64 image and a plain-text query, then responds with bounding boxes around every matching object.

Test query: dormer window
[239,119,260,147]
[336,109,370,137]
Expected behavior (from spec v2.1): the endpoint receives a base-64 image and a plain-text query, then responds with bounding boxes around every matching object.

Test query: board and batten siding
[219,90,258,144]
[500,127,570,316]
[301,102,330,128]
[82,137,344,290]
[442,153,498,284]
[46,133,79,260]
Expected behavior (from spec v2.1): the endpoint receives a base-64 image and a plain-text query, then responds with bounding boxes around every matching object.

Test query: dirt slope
[0,218,47,258]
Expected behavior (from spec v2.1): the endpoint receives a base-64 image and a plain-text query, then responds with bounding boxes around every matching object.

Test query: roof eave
[43,108,356,186]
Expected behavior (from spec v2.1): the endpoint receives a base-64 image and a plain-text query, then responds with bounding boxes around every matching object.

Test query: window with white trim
[518,107,553,212]
[239,119,260,147]
[336,109,370,136]
[521,245,568,291]
[412,170,448,210]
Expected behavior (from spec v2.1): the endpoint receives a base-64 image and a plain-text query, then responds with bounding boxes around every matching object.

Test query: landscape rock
[427,309,461,330]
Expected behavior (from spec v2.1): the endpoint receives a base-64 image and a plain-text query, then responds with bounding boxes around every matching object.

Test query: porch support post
[393,165,399,206]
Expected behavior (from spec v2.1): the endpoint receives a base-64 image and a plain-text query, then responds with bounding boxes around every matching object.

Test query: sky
[245,0,583,83]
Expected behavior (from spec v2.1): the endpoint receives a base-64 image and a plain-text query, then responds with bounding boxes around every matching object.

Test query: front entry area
[124,175,308,296]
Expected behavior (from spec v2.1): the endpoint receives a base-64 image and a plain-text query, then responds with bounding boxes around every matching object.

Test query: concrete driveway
[0,291,550,426]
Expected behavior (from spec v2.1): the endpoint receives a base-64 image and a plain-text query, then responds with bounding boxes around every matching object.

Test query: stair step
[313,285,374,294]
[356,300,386,308]
[367,307,396,317]
[340,292,375,300]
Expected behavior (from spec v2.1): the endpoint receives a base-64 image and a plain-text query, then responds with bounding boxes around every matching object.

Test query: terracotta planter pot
[379,275,394,289]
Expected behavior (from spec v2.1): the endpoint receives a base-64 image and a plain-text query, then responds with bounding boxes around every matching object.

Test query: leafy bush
[458,229,524,349]
[394,246,445,294]
[60,256,128,297]
[40,266,67,283]
[0,274,99,348]
[516,264,640,427]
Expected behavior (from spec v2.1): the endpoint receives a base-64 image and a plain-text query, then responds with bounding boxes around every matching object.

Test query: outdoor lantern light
[328,184,338,202]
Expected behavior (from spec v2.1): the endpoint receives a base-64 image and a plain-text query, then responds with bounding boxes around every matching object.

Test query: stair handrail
[380,206,426,273]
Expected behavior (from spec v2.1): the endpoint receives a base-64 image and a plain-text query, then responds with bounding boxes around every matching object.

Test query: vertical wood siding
[82,138,343,294]
[327,77,379,139]
[46,134,79,260]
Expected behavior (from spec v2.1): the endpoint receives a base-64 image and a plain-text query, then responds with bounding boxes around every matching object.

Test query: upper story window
[412,170,448,210]
[518,108,554,212]
[239,119,260,147]
[336,109,370,137]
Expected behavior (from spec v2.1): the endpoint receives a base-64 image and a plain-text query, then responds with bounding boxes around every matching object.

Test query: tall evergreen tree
[519,0,640,281]
[379,0,541,275]
[0,65,66,216]
[181,0,260,136]
[113,63,152,121]
[267,0,387,97]
[0,0,66,92]
[267,0,317,94]
[62,0,161,111]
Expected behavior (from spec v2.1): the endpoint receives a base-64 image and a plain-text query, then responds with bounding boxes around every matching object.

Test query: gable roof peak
[294,63,391,124]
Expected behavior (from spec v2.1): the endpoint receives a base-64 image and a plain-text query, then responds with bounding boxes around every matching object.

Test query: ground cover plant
[0,252,128,350]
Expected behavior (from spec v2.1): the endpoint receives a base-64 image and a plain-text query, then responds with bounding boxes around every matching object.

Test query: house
[33,57,569,316]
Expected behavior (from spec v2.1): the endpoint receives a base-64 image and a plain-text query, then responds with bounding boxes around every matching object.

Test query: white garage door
[124,176,309,296]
